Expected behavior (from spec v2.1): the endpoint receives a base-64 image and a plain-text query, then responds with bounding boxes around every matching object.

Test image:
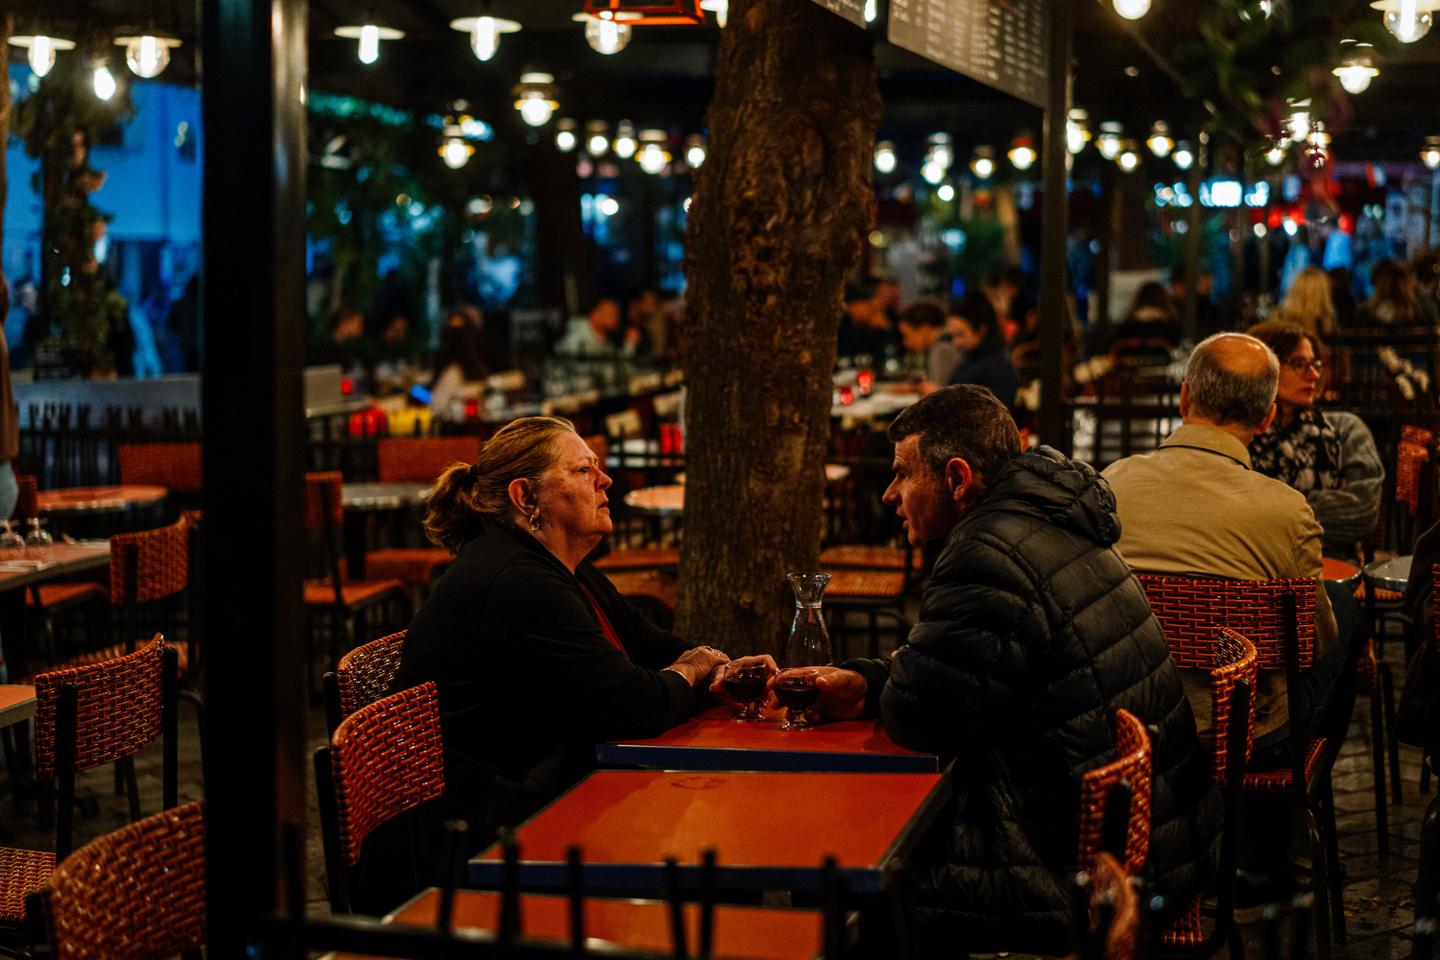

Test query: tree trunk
[676,0,881,657]
[0,10,10,319]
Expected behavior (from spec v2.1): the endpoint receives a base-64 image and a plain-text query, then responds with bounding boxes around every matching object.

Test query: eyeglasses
[1284,357,1324,374]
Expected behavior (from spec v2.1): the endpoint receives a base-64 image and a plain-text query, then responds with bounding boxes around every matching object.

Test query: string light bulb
[613,120,638,159]
[8,34,76,78]
[684,134,706,168]
[1172,141,1195,170]
[1420,137,1440,169]
[573,12,636,55]
[92,61,118,100]
[1007,135,1037,171]
[585,120,610,156]
[114,34,181,78]
[1333,43,1380,94]
[1146,121,1174,158]
[334,23,404,64]
[439,127,474,169]
[1067,109,1092,155]
[1113,0,1151,19]
[555,118,578,152]
[637,131,671,175]
[450,15,521,62]
[1096,122,1124,161]
[970,146,996,180]
[512,73,559,127]
[1265,140,1289,166]
[1117,141,1142,172]
[874,141,898,174]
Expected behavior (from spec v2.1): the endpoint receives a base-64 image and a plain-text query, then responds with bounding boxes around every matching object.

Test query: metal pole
[1180,131,1204,342]
[1039,0,1073,454]
[201,0,308,954]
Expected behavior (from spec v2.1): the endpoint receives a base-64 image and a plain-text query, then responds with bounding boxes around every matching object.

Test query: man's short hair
[886,385,1022,490]
[898,300,945,329]
[1183,332,1279,429]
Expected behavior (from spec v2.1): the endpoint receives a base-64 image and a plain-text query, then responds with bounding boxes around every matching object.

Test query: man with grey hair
[1102,332,1343,753]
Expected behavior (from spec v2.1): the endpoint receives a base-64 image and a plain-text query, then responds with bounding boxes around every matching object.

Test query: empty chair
[322,629,407,735]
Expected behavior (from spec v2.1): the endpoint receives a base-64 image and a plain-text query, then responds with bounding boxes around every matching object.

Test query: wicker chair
[117,441,203,515]
[315,681,445,914]
[304,472,411,694]
[0,639,179,942]
[1137,574,1344,957]
[35,801,204,960]
[364,437,481,587]
[1152,628,1258,958]
[323,629,408,735]
[1077,709,1152,879]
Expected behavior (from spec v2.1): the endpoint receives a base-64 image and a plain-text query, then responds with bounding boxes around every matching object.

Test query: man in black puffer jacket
[811,386,1221,955]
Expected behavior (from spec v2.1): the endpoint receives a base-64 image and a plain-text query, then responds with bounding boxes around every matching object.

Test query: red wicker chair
[13,473,37,520]
[322,629,408,735]
[1137,574,1344,957]
[0,639,179,941]
[1077,709,1152,878]
[37,801,204,960]
[304,473,411,693]
[375,437,481,485]
[315,681,445,914]
[117,442,203,493]
[1152,628,1257,956]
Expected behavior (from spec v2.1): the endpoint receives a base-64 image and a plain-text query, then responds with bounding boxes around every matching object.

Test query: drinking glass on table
[721,659,774,721]
[0,520,23,552]
[24,517,52,551]
[774,667,820,731]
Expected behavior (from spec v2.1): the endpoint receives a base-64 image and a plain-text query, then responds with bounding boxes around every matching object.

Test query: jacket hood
[971,446,1122,546]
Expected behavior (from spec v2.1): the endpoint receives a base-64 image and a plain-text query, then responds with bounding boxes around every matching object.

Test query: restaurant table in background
[0,684,36,729]
[1363,554,1412,593]
[36,484,169,539]
[597,704,937,773]
[623,484,686,518]
[340,482,431,579]
[0,542,111,682]
[330,889,836,960]
[470,769,949,896]
[1323,557,1362,589]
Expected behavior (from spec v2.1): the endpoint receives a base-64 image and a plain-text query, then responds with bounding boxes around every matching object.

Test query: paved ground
[3,627,1432,957]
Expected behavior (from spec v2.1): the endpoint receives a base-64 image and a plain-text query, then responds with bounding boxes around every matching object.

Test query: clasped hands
[704,654,869,722]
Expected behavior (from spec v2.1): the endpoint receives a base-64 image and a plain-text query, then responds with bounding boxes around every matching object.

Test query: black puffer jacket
[848,447,1220,954]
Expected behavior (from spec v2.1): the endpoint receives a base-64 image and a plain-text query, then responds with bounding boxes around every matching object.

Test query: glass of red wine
[774,668,820,731]
[722,661,773,721]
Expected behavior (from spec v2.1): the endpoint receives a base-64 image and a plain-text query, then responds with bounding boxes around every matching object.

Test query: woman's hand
[706,654,779,696]
[665,645,730,687]
[762,666,867,721]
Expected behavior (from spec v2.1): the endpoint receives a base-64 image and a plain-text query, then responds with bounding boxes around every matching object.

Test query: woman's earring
[529,512,541,531]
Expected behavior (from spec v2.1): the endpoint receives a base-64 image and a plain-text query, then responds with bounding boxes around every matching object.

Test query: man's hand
[665,645,730,687]
[764,666,867,721]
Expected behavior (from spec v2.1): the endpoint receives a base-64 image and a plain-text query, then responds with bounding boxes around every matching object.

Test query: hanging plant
[12,55,135,376]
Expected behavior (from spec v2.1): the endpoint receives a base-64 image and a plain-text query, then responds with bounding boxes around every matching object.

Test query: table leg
[344,512,368,580]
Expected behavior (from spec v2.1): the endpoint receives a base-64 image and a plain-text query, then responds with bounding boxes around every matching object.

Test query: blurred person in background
[947,291,1019,410]
[898,300,960,389]
[1114,280,1182,344]
[1326,267,1359,329]
[429,306,491,420]
[1273,267,1337,336]
[1362,259,1434,326]
[1414,253,1439,318]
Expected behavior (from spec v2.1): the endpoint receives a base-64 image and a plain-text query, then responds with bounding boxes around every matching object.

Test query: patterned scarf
[1250,407,1342,494]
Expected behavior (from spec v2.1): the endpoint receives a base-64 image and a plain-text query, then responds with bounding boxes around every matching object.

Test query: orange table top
[333,889,829,960]
[623,484,686,516]
[597,705,937,773]
[1322,557,1360,584]
[0,542,110,592]
[0,684,36,728]
[36,485,167,513]
[470,770,948,895]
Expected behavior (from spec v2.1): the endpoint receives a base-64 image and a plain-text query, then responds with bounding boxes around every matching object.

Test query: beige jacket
[1101,423,1337,744]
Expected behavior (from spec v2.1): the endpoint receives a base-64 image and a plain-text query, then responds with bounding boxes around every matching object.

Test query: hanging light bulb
[1113,0,1151,19]
[585,120,610,156]
[1116,140,1141,172]
[1096,122,1124,161]
[614,120,638,159]
[555,118,578,152]
[1372,0,1436,42]
[573,12,636,55]
[439,127,475,169]
[1285,99,1311,143]
[114,35,181,79]
[874,141,898,174]
[92,61,118,100]
[970,146,996,180]
[1333,43,1380,95]
[1067,109,1092,155]
[864,0,879,21]
[1265,139,1289,166]
[512,72,558,127]
[921,159,946,183]
[1008,135,1037,171]
[1420,137,1440,170]
[637,131,671,175]
[1172,141,1195,170]
[937,183,956,203]
[1239,0,1274,21]
[1146,121,1174,158]
[450,15,522,62]
[684,134,706,168]
[700,0,729,27]
[8,34,76,79]
[334,23,404,64]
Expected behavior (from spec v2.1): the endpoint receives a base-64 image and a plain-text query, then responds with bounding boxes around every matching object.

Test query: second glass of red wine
[774,668,820,731]
[722,661,771,721]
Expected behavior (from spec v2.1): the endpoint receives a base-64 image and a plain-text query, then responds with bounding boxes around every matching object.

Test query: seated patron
[897,300,960,387]
[392,417,728,852]
[1245,321,1383,558]
[1101,334,1349,753]
[946,292,1020,410]
[789,386,1219,954]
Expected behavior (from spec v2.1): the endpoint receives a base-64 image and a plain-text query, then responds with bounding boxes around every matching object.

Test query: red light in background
[839,385,855,406]
[464,398,480,420]
[340,376,354,396]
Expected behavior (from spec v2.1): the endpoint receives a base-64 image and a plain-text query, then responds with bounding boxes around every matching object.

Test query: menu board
[808,0,871,28]
[887,0,1048,108]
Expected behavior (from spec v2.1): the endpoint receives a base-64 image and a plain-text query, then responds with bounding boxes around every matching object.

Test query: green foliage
[946,215,1007,286]
[12,58,135,374]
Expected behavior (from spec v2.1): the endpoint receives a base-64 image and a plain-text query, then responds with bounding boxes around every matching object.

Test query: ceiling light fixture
[450,14,521,62]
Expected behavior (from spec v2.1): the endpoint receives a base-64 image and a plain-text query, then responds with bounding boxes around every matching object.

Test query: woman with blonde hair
[1275,266,1337,334]
[392,416,729,856]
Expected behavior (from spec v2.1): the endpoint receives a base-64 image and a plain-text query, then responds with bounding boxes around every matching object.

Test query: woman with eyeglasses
[1246,321,1384,557]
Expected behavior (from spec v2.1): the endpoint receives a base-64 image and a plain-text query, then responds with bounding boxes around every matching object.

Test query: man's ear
[1178,382,1191,419]
[1256,402,1278,435]
[943,457,974,506]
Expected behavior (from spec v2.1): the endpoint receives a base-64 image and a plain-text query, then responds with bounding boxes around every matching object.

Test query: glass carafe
[784,572,833,667]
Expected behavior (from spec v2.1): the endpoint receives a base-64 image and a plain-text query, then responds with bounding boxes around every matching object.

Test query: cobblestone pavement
[3,636,1433,956]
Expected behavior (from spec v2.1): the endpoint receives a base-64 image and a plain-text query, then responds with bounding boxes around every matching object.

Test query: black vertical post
[200,0,308,954]
[1181,130,1204,342]
[1039,0,1073,454]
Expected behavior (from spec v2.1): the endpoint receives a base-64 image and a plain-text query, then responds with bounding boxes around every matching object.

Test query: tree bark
[677,0,881,657]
